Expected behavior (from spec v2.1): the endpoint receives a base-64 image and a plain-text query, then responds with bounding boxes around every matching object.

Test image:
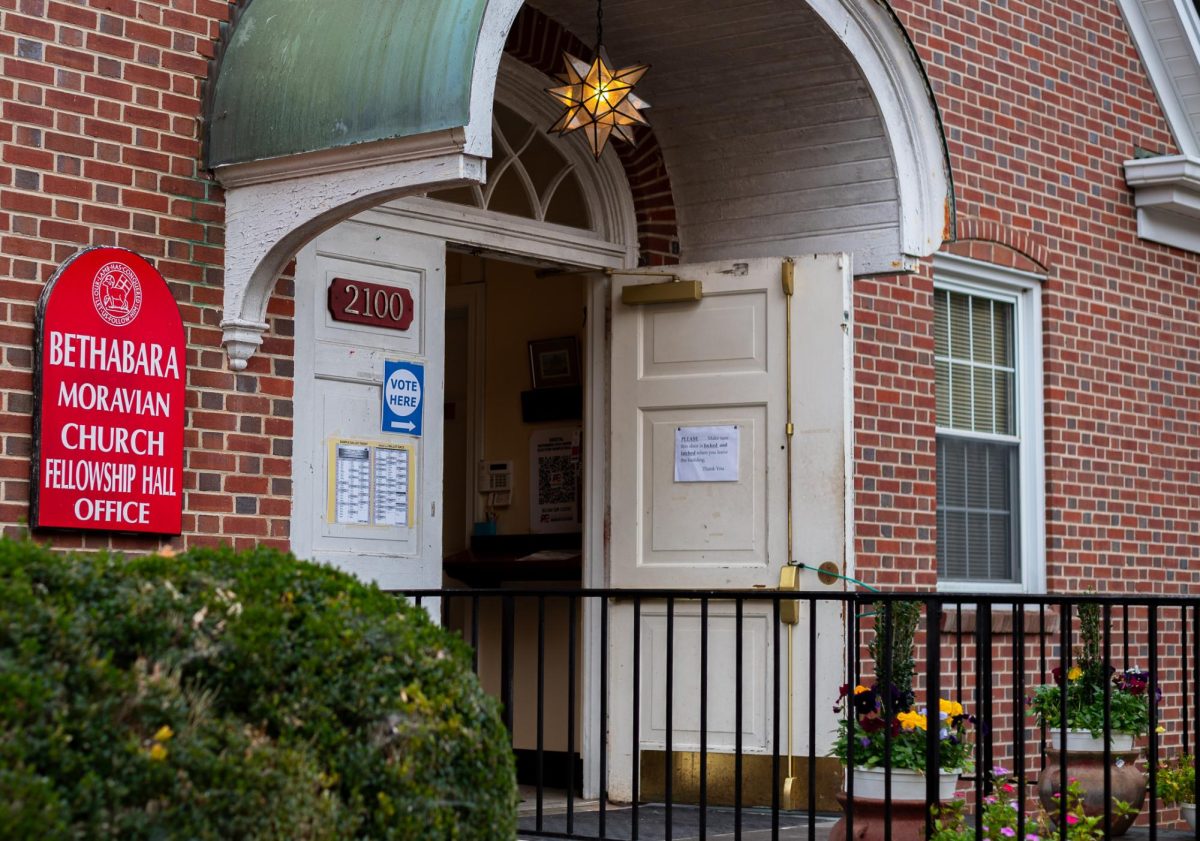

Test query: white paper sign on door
[674,425,740,482]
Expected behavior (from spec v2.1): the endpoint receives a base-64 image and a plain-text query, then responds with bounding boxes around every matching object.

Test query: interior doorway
[441,249,591,791]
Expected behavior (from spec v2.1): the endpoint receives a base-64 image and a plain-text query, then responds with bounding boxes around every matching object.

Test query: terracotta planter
[1037,730,1146,837]
[829,767,960,841]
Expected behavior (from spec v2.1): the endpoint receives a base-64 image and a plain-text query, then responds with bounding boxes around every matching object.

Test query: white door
[606,255,851,801]
[292,223,445,592]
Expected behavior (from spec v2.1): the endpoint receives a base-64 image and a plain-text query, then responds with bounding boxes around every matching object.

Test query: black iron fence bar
[1194,604,1200,841]
[599,596,608,840]
[567,595,578,835]
[1103,602,1113,838]
[631,596,641,841]
[735,597,744,839]
[664,596,674,841]
[771,597,782,841]
[807,596,818,841]
[1149,603,1160,839]
[537,594,546,832]
[1058,597,1070,841]
[924,598,942,840]
[503,593,515,734]
[844,595,856,841]
[1184,607,1191,756]
[975,599,986,840]
[880,600,894,841]
[1014,601,1027,841]
[699,596,708,841]
[1038,602,1047,769]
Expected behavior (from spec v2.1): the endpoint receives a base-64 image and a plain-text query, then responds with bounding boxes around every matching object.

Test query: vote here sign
[31,247,186,534]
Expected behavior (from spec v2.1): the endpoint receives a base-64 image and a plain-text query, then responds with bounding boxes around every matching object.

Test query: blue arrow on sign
[381,360,423,437]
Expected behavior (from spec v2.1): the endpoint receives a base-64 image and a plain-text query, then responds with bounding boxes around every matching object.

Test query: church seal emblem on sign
[92,261,143,327]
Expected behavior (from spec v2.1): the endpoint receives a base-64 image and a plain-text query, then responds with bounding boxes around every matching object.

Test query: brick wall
[1,0,1197,591]
[0,0,294,552]
[848,0,1200,595]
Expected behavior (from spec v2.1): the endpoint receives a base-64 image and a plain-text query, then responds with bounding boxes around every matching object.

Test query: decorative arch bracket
[208,0,522,370]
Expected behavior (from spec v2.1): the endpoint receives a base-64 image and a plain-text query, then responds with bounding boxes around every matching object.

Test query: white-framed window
[934,253,1045,593]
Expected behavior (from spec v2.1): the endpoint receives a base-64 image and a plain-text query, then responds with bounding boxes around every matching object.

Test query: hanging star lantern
[547,49,650,158]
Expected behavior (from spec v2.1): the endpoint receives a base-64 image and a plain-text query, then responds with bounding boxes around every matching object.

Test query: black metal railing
[400,589,1200,841]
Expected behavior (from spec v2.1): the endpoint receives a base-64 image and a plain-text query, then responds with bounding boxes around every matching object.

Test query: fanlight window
[428,103,592,231]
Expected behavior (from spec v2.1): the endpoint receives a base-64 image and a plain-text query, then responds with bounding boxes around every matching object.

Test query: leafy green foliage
[0,538,516,839]
[832,684,974,772]
[1027,602,1153,738]
[930,771,1131,841]
[1157,755,1196,806]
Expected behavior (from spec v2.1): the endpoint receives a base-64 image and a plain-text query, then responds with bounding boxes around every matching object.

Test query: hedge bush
[0,538,516,840]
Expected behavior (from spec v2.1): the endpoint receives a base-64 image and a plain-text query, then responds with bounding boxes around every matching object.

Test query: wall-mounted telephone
[478,460,514,507]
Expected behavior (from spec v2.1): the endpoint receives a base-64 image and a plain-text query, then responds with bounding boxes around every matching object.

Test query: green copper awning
[205,0,489,169]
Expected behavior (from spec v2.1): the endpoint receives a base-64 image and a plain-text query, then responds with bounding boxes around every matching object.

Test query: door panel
[610,256,849,589]
[605,255,851,802]
[292,224,445,591]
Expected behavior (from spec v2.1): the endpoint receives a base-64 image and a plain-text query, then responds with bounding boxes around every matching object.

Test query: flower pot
[829,767,960,841]
[1037,731,1146,837]
[1182,803,1197,831]
[1052,728,1135,752]
[843,766,960,801]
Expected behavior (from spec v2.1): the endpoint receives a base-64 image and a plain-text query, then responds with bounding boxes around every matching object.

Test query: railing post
[925,598,942,839]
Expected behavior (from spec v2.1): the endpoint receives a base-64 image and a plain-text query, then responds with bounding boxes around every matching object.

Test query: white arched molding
[214,0,523,370]
[807,0,951,262]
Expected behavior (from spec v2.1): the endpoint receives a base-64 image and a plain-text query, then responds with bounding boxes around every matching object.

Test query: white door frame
[445,282,487,548]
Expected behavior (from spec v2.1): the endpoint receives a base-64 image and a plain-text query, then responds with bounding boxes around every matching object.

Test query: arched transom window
[429,103,592,231]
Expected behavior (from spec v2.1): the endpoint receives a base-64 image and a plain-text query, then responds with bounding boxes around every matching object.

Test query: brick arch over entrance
[503,6,680,266]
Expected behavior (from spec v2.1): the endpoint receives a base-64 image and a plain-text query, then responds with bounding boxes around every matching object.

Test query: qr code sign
[537,456,576,505]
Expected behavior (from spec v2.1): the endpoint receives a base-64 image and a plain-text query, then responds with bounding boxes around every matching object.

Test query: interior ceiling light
[546,0,650,159]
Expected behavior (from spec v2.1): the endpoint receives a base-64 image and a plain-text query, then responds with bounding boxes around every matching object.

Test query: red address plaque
[327,277,415,331]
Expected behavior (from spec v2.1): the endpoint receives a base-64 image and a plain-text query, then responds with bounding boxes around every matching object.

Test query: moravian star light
[547,49,650,158]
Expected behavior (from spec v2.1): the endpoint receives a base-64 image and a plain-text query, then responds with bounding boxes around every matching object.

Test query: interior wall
[447,252,587,535]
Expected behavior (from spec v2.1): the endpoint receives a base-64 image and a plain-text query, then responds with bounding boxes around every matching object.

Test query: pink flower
[1001,828,1016,837]
[1001,783,1015,792]
[1066,815,1079,826]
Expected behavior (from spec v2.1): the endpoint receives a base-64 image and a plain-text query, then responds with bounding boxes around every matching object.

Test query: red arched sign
[31,247,185,534]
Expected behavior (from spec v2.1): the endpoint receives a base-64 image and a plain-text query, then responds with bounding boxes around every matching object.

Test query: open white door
[292,224,445,593]
[609,255,850,589]
[606,255,851,803]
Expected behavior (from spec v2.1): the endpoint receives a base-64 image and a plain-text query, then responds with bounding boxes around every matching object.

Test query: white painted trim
[446,283,487,541]
[580,272,611,800]
[464,0,526,158]
[933,253,1046,594]
[807,0,950,258]
[1115,0,1200,158]
[841,256,857,588]
[1124,154,1200,252]
[219,152,485,369]
[364,200,630,269]
[213,129,470,188]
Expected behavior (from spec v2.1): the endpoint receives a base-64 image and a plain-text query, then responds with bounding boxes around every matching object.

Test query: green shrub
[0,538,516,840]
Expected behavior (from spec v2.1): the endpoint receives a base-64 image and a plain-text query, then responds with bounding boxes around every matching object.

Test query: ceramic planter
[829,766,960,841]
[1037,730,1146,837]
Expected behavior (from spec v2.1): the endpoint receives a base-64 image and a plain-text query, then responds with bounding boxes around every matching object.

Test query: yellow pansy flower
[148,743,168,761]
[1067,666,1083,681]
[153,725,174,742]
[939,698,963,717]
[897,710,927,731]
[854,685,871,694]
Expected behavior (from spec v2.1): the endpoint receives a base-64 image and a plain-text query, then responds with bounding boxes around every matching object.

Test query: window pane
[948,292,971,361]
[936,436,1019,582]
[935,290,1016,435]
[934,292,948,356]
[971,295,993,364]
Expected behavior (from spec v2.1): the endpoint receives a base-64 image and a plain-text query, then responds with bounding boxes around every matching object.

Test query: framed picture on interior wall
[528,336,580,389]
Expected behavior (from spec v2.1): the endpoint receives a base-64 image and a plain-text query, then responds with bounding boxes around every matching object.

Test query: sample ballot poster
[530,427,581,533]
[674,425,740,482]
[327,439,412,527]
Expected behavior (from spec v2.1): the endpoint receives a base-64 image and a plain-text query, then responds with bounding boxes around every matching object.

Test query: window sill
[938,605,1061,637]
